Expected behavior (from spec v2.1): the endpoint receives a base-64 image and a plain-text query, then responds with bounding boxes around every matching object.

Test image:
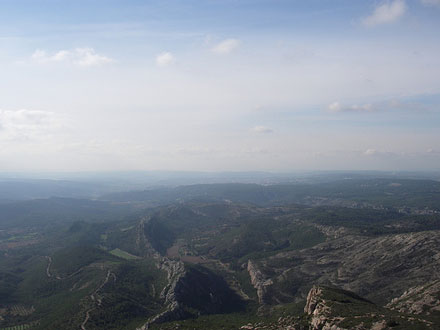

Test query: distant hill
[100,178,440,211]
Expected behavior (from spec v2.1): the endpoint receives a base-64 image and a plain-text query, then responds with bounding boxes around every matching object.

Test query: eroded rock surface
[258,231,440,305]
[247,260,273,304]
[387,279,440,315]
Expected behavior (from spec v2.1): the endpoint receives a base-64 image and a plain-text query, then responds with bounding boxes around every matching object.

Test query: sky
[0,0,439,172]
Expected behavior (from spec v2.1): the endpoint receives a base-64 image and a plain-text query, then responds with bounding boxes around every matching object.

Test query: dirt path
[45,256,52,278]
[45,256,86,280]
[44,255,117,330]
[81,269,116,330]
[80,308,92,330]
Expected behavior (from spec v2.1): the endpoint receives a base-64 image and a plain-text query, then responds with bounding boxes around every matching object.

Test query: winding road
[80,269,116,330]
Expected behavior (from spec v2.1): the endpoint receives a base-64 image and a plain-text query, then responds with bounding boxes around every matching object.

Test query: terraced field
[0,324,31,330]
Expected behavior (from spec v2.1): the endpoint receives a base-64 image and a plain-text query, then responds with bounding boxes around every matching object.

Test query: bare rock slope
[257,230,440,305]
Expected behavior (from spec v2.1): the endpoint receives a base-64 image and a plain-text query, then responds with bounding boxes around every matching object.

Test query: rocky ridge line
[247,260,273,305]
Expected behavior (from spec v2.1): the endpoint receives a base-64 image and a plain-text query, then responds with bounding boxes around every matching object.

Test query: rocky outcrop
[137,259,187,329]
[136,217,162,258]
[259,231,440,305]
[159,259,186,304]
[304,286,344,330]
[387,279,440,315]
[138,261,245,329]
[247,260,273,304]
[303,285,434,330]
[238,285,435,330]
[142,301,189,327]
[304,285,323,315]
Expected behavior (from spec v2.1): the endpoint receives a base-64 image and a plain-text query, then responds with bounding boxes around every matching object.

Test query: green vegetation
[109,248,140,260]
[82,262,166,330]
[301,206,440,235]
[102,178,440,211]
[0,198,133,229]
[304,286,432,330]
[144,218,176,255]
[149,313,265,330]
[176,264,246,315]
[2,176,440,329]
[51,245,118,275]
[1,324,32,330]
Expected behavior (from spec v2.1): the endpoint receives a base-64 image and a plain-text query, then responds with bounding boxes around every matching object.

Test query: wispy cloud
[328,102,374,113]
[31,48,114,67]
[211,38,241,54]
[363,148,378,156]
[421,0,440,6]
[0,109,66,142]
[328,96,439,114]
[155,51,175,67]
[361,148,411,158]
[251,125,274,134]
[362,0,407,27]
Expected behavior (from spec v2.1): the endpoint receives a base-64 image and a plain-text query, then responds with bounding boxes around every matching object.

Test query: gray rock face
[304,285,324,315]
[159,259,186,304]
[260,230,440,305]
[137,259,187,329]
[247,260,273,304]
[302,285,434,330]
[387,279,440,315]
[139,259,246,329]
[241,285,435,330]
[304,286,343,330]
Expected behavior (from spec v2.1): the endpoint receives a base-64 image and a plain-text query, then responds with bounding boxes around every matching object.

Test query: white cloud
[52,50,70,62]
[31,49,49,61]
[362,0,407,27]
[327,97,439,114]
[211,38,241,54]
[156,52,175,67]
[425,148,440,154]
[328,102,374,113]
[252,125,274,134]
[31,48,114,67]
[0,109,65,142]
[74,48,114,67]
[328,102,342,112]
[364,148,378,156]
[421,0,440,6]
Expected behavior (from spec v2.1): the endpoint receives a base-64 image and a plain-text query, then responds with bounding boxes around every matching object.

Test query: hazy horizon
[1,0,440,172]
[1,169,440,182]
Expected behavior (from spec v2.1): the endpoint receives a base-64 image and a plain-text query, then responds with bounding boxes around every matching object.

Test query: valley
[1,176,440,329]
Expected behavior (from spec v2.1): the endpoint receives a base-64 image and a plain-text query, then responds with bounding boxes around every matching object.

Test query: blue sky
[0,0,439,171]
